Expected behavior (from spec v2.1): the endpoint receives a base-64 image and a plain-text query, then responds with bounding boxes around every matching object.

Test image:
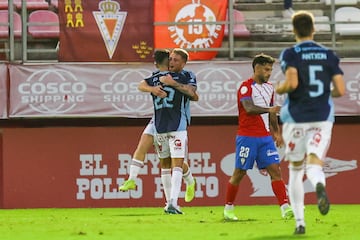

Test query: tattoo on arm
[173,83,196,99]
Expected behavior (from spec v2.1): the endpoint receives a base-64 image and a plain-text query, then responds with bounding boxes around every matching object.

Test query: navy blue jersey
[279,40,343,123]
[144,70,197,133]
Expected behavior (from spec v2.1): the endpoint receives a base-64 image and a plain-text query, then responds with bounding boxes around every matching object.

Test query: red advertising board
[8,61,360,118]
[1,124,359,209]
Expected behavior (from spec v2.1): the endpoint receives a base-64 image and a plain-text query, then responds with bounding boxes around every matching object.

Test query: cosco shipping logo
[100,68,153,115]
[350,72,360,105]
[193,67,242,114]
[18,69,86,114]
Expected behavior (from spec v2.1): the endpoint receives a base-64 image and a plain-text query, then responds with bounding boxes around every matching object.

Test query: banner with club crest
[58,0,154,62]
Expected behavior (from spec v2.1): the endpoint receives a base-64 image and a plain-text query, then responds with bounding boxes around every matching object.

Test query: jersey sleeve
[328,50,344,76]
[182,70,197,88]
[188,71,197,87]
[280,48,297,73]
[238,81,252,101]
[270,87,275,107]
[144,75,154,86]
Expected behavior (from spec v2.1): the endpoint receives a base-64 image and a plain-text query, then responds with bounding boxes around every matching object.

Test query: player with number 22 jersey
[144,70,196,134]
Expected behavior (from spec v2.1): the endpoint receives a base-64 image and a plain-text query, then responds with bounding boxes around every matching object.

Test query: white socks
[161,168,172,203]
[306,164,326,188]
[289,164,305,227]
[128,159,144,180]
[170,167,183,207]
[182,169,194,186]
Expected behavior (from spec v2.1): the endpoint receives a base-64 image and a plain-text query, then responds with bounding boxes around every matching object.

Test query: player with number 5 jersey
[278,32,343,123]
[276,11,346,235]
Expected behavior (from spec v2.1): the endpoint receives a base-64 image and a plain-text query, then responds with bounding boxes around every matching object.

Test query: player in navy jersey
[144,48,197,214]
[119,49,197,210]
[276,11,345,235]
[146,70,196,133]
[223,53,294,221]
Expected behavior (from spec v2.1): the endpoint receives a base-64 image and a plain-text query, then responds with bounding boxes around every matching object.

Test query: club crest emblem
[93,0,127,59]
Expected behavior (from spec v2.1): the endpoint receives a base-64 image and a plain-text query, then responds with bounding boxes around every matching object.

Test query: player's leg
[154,132,173,212]
[162,157,196,207]
[119,133,153,191]
[182,156,196,202]
[266,162,293,219]
[305,121,332,215]
[224,136,255,221]
[160,157,172,211]
[119,119,156,191]
[224,168,246,221]
[167,157,184,214]
[288,161,305,234]
[260,136,293,219]
[167,131,187,214]
[282,122,306,234]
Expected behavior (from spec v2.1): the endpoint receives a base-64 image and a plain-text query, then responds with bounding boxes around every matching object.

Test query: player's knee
[230,169,246,184]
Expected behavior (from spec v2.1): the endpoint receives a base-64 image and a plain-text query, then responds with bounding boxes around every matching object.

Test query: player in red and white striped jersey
[224,53,293,221]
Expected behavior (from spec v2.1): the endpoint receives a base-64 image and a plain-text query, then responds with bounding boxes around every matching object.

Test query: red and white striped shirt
[237,78,274,137]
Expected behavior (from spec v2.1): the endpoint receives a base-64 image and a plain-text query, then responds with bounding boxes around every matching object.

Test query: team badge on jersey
[293,128,303,138]
[93,0,127,59]
[240,86,248,95]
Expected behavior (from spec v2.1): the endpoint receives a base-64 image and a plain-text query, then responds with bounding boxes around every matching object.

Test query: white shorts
[143,118,155,136]
[155,130,188,159]
[282,121,333,162]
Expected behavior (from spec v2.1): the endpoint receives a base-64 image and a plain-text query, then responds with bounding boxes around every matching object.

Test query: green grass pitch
[1,205,359,240]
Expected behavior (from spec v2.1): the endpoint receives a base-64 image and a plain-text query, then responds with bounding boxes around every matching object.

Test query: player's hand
[152,85,167,98]
[159,74,177,86]
[273,132,285,148]
[269,106,281,114]
[275,136,285,148]
[259,169,268,176]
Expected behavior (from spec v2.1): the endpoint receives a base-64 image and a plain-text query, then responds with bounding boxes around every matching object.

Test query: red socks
[225,182,239,205]
[271,179,289,206]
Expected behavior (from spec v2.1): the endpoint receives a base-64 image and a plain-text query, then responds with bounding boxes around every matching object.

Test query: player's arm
[269,112,284,147]
[159,74,197,100]
[138,80,167,98]
[241,98,280,115]
[331,74,346,97]
[191,92,199,101]
[275,66,298,95]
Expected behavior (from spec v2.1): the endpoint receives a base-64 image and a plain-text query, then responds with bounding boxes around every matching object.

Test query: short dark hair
[252,53,275,70]
[154,49,170,65]
[292,11,314,38]
[172,48,189,63]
